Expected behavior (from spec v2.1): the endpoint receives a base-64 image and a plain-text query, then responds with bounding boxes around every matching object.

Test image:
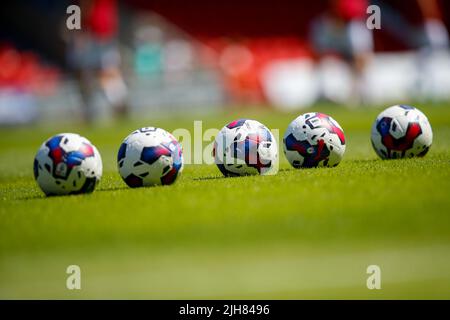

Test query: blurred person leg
[418,0,449,50]
[96,41,128,119]
[75,69,97,122]
[416,0,450,100]
[347,19,374,106]
[310,0,373,106]
[88,0,128,120]
[66,31,98,123]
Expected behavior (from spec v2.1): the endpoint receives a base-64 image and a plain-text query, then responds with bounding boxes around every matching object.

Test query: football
[283,112,346,168]
[33,133,103,196]
[117,127,183,187]
[213,119,278,176]
[371,105,433,159]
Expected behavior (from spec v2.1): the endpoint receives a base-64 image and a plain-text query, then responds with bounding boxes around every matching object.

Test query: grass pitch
[1,104,450,299]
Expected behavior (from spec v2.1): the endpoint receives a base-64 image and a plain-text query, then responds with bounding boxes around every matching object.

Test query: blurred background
[1,1,450,299]
[0,0,449,125]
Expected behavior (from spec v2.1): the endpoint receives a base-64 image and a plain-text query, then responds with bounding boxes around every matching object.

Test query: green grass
[1,104,450,299]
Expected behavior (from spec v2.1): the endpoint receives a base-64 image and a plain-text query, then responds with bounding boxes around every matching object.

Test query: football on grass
[117,127,183,187]
[213,119,278,176]
[34,133,103,196]
[371,105,433,159]
[283,112,346,168]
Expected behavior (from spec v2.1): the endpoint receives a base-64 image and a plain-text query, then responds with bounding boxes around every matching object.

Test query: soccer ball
[213,119,278,176]
[117,127,183,187]
[33,133,102,196]
[283,112,346,168]
[371,105,433,159]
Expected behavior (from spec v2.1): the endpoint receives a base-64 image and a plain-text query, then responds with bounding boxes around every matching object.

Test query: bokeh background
[1,0,450,299]
[1,0,449,125]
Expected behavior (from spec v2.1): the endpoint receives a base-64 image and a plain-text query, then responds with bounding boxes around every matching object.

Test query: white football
[283,112,346,168]
[34,133,102,196]
[371,105,433,159]
[117,127,183,187]
[213,119,278,176]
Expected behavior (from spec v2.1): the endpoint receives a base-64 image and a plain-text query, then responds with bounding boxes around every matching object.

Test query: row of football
[33,105,433,196]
